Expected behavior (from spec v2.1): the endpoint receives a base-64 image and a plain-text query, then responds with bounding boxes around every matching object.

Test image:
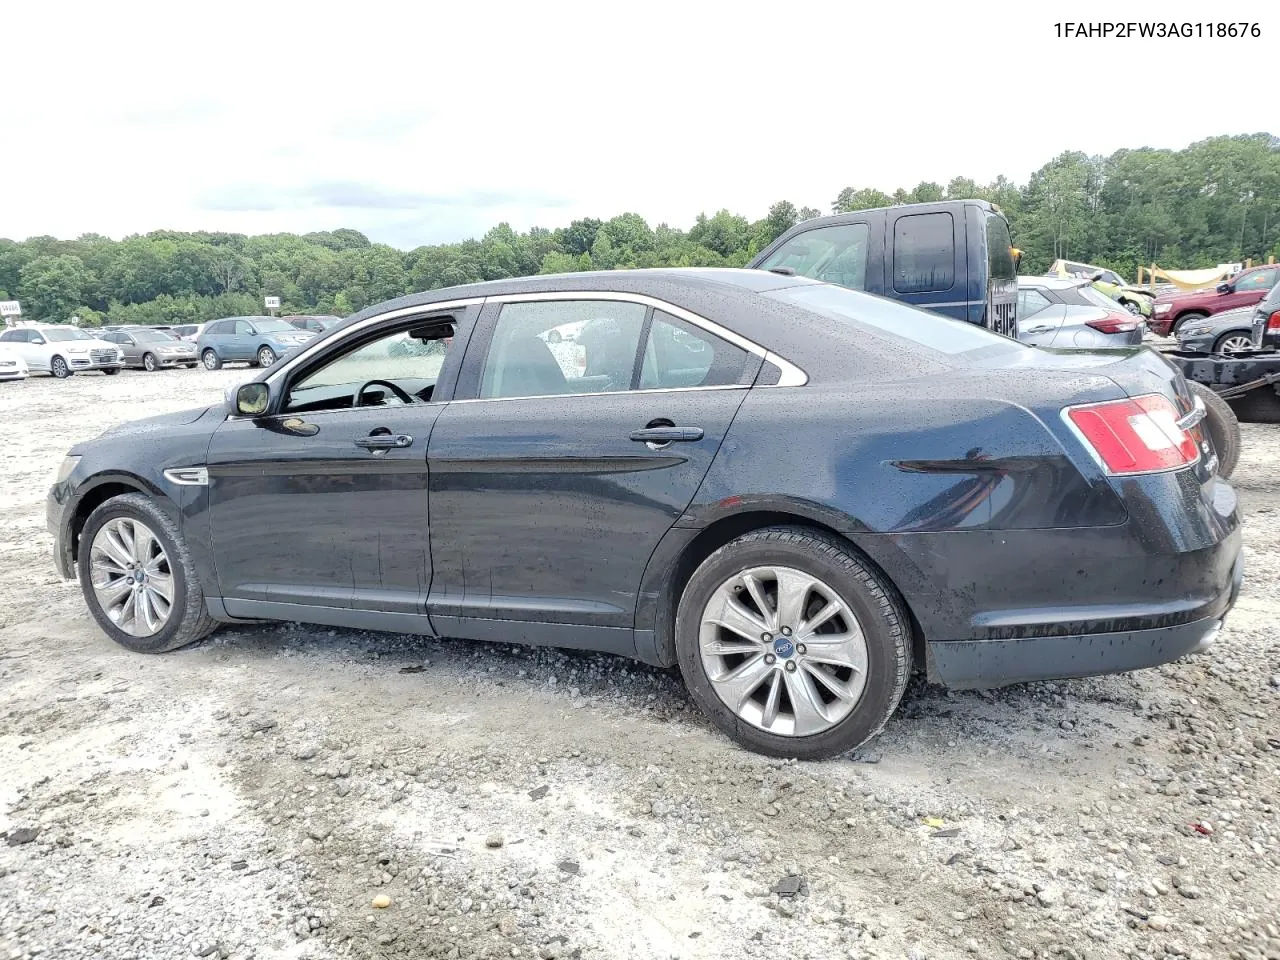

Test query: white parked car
[0,343,30,381]
[0,324,124,378]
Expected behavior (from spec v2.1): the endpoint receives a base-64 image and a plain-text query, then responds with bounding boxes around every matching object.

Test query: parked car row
[1175,278,1280,355]
[0,314,345,380]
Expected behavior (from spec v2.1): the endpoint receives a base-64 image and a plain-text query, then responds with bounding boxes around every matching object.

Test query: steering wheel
[355,379,415,406]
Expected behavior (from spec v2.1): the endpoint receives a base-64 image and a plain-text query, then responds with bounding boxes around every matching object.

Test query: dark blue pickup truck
[748,199,1019,337]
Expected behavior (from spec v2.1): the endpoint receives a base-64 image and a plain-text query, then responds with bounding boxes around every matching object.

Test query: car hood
[76,404,223,451]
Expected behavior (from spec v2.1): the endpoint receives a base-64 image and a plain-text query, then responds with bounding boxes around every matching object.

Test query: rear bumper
[927,550,1243,688]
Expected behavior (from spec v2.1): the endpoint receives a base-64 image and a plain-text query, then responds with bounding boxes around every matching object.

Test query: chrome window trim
[260,290,809,399]
[262,297,485,387]
[449,383,750,405]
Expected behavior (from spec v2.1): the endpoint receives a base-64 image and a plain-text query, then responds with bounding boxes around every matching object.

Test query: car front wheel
[256,346,277,367]
[675,525,912,759]
[51,356,71,378]
[202,350,222,370]
[143,353,158,372]
[77,493,217,654]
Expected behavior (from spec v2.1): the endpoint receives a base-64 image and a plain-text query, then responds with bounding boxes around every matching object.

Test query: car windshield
[134,330,176,342]
[1079,285,1122,311]
[42,328,93,342]
[765,283,1027,356]
[254,319,297,333]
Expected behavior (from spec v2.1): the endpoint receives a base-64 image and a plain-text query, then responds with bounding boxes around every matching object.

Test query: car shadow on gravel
[197,620,1150,764]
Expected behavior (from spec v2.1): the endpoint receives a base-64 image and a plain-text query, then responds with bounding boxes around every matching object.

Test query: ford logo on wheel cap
[773,636,794,658]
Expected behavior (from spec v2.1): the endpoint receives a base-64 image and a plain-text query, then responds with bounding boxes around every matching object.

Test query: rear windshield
[986,215,1016,281]
[1078,285,1121,311]
[765,283,1027,357]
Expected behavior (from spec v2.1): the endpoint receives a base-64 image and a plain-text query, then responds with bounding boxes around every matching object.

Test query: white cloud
[2,0,1270,247]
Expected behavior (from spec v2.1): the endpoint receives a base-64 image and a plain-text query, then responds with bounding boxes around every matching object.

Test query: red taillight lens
[1086,314,1141,334]
[1064,394,1200,475]
[1267,310,1280,331]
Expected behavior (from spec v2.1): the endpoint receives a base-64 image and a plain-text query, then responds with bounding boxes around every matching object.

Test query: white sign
[0,301,20,317]
[264,296,281,310]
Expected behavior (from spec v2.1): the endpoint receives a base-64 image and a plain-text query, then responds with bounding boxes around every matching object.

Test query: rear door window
[639,311,753,389]
[758,223,869,290]
[892,212,955,293]
[1017,288,1052,319]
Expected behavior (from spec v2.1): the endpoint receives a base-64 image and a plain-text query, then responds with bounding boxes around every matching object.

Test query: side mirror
[235,382,270,417]
[32,336,45,345]
[1216,282,1231,294]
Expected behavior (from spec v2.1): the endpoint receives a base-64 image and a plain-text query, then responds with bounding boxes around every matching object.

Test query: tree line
[2,133,1276,326]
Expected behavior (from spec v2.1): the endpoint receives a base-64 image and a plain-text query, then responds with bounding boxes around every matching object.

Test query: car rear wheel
[1213,333,1254,356]
[143,352,158,372]
[51,356,71,379]
[1187,382,1240,479]
[675,525,911,759]
[202,350,222,370]
[77,493,217,654]
[256,346,276,367]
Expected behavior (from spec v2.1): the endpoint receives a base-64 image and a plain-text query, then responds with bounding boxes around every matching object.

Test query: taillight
[1267,311,1280,331]
[1086,314,1141,334]
[1064,394,1200,475]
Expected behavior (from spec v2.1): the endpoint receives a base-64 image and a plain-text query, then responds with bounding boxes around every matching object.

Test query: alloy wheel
[51,357,69,378]
[258,347,276,367]
[1218,335,1254,356]
[143,353,157,371]
[699,565,869,737]
[88,517,175,637]
[202,351,218,370]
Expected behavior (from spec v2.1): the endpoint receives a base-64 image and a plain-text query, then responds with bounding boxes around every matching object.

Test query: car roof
[1020,275,1088,289]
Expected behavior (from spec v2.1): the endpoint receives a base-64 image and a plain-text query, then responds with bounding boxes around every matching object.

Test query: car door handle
[629,426,704,443]
[354,434,413,450]
[1022,324,1054,334]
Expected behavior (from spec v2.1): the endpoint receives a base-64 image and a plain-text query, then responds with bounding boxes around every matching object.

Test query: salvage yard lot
[1,371,1278,960]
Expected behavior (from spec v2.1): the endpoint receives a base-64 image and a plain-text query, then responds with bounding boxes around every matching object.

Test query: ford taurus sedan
[47,269,1243,759]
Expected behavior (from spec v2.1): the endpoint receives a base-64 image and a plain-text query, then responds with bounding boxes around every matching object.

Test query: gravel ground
[1,368,1277,960]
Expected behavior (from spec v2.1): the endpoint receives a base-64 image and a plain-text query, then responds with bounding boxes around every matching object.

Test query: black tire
[143,352,158,372]
[674,525,912,760]
[1172,312,1207,336]
[1229,386,1280,424]
[256,346,276,367]
[77,493,218,654]
[51,355,71,378]
[103,368,121,376]
[202,349,222,371]
[1188,382,1241,479]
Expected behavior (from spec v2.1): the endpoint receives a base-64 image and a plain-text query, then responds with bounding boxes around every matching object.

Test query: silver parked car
[100,327,200,371]
[1175,307,1258,355]
[1016,276,1144,349]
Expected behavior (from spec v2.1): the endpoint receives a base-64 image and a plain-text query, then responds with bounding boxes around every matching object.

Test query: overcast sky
[3,0,1271,249]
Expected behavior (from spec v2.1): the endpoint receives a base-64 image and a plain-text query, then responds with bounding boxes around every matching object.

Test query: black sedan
[47,269,1243,759]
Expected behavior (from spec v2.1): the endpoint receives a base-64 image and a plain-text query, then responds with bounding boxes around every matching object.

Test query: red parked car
[1150,263,1280,336]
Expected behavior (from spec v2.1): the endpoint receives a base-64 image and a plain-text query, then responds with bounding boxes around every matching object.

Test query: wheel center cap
[773,636,795,659]
[134,570,145,583]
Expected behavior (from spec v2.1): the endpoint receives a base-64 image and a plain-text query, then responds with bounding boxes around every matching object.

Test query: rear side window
[1238,267,1278,291]
[986,215,1016,281]
[639,311,752,389]
[1017,288,1052,319]
[765,283,1025,356]
[759,223,869,290]
[893,212,955,293]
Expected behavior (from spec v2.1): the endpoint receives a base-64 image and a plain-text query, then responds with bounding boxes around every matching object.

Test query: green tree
[832,188,892,213]
[18,255,88,321]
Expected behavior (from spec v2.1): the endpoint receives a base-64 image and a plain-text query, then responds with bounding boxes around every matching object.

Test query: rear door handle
[629,426,704,443]
[354,434,413,450]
